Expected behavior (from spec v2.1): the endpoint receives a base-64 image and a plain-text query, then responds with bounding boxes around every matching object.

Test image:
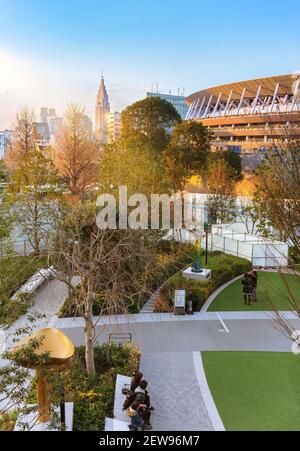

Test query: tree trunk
[84,279,96,375]
[33,189,40,254]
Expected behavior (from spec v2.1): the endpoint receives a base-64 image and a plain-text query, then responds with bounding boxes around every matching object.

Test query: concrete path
[55,311,299,354]
[140,352,214,431]
[2,278,68,351]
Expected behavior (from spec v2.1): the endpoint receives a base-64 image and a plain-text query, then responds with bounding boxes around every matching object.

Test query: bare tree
[254,127,300,341]
[48,203,158,374]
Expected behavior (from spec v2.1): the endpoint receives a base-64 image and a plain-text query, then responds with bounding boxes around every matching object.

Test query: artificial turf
[208,271,300,312]
[202,351,300,431]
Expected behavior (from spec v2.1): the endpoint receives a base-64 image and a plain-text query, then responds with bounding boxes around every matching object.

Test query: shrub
[59,242,194,318]
[155,253,251,312]
[0,253,48,325]
[187,287,207,311]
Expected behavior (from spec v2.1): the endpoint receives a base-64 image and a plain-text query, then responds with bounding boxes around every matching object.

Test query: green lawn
[208,271,300,311]
[202,352,300,431]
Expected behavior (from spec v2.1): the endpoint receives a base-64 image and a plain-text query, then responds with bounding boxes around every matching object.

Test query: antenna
[156,83,159,93]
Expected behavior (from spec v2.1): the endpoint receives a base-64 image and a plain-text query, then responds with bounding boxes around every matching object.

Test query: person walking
[250,270,258,302]
[242,273,253,305]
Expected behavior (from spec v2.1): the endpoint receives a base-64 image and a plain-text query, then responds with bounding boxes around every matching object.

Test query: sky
[0,0,300,129]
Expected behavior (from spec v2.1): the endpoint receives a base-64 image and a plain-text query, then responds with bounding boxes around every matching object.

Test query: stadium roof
[186,74,296,104]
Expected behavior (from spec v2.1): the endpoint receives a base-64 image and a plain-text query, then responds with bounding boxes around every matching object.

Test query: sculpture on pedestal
[191,240,203,274]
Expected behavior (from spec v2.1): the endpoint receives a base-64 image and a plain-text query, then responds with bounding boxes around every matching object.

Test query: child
[128,401,144,431]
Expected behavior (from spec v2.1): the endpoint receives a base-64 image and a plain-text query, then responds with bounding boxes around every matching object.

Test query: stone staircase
[140,289,160,314]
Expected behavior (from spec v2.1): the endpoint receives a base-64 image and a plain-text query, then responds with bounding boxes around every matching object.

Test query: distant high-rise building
[33,122,50,140]
[95,75,110,142]
[146,91,189,119]
[0,129,14,159]
[106,112,122,143]
[48,108,56,119]
[40,108,62,137]
[49,117,64,136]
[40,107,49,124]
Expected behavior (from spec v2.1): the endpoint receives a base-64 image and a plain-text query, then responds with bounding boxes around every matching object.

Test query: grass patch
[202,351,300,431]
[208,271,300,312]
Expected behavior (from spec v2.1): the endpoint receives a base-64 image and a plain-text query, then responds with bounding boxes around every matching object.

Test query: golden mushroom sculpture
[11,328,75,423]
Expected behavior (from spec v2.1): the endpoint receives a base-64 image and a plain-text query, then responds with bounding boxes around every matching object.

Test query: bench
[105,418,129,432]
[105,374,131,432]
[11,266,56,301]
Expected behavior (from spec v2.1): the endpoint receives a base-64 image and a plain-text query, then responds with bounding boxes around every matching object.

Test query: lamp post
[204,223,211,266]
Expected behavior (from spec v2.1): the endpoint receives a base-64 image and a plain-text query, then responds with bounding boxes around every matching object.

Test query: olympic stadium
[186,74,300,155]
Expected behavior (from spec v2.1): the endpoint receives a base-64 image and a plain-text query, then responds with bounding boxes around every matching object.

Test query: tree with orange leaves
[53,104,99,198]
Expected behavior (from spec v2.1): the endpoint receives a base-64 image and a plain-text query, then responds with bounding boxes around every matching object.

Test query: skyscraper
[106,112,122,143]
[146,91,189,119]
[95,74,110,142]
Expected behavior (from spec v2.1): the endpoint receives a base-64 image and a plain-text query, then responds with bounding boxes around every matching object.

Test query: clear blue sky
[0,0,300,128]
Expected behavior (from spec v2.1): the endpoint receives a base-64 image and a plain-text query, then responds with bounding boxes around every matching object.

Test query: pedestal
[14,403,74,431]
[182,267,212,281]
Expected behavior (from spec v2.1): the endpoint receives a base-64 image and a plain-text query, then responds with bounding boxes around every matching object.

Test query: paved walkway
[140,352,214,431]
[2,279,68,351]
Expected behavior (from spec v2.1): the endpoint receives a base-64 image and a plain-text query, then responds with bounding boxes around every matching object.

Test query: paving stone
[140,352,214,431]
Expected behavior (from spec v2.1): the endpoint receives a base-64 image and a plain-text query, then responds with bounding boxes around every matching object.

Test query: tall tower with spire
[95,73,110,142]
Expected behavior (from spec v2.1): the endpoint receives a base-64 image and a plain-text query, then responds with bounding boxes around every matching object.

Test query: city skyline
[1,0,300,129]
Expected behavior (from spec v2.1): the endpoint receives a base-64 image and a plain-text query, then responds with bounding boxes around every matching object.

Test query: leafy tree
[121,97,181,151]
[100,139,171,198]
[164,121,212,192]
[0,160,7,182]
[206,157,237,224]
[5,107,60,254]
[223,150,243,181]
[54,104,99,198]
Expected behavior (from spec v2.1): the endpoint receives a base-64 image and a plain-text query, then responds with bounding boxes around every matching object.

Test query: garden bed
[22,343,140,432]
[0,253,48,326]
[58,241,194,318]
[156,252,251,312]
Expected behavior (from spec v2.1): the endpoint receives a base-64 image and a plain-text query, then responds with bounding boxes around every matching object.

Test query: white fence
[174,227,289,268]
[204,227,289,268]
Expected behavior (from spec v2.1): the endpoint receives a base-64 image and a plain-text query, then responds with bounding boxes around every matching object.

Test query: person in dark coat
[250,270,258,302]
[242,273,253,305]
[130,371,144,392]
[134,380,153,431]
